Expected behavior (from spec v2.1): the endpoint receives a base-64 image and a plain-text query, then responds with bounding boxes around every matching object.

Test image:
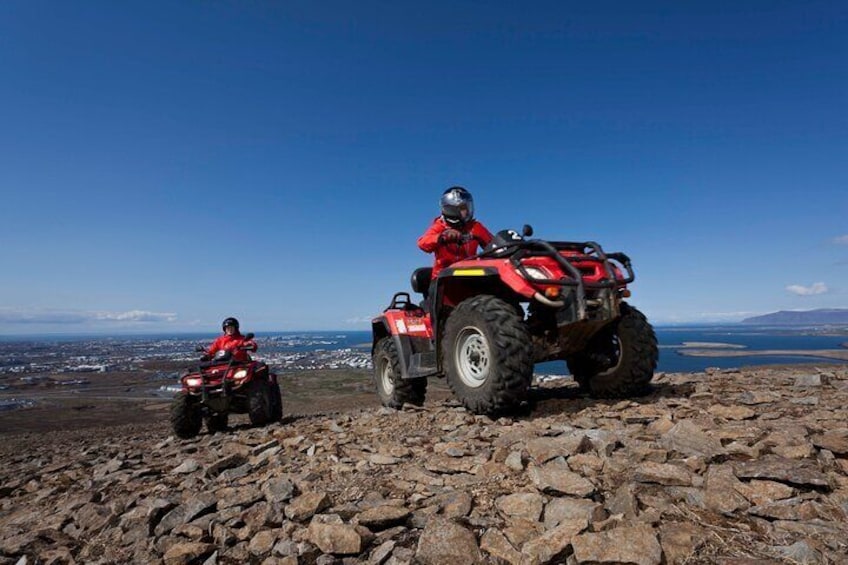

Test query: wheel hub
[455,327,491,388]
[380,358,395,394]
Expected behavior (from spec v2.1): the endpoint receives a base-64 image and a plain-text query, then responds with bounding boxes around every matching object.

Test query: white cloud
[0,308,177,325]
[785,282,828,296]
[92,310,177,322]
[834,235,848,245]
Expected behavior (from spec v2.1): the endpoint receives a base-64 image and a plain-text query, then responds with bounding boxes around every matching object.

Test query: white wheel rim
[455,327,491,388]
[610,335,622,370]
[380,357,395,395]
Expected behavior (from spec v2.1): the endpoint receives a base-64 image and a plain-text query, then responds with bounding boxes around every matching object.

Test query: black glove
[439,228,462,243]
[200,354,211,362]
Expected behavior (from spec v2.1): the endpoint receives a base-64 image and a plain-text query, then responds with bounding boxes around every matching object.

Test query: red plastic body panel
[180,360,275,395]
[444,252,626,298]
[382,309,433,339]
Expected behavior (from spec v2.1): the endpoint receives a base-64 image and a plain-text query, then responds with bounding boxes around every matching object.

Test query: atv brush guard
[496,239,635,319]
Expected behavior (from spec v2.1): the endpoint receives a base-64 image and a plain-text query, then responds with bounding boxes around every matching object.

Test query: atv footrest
[408,352,438,379]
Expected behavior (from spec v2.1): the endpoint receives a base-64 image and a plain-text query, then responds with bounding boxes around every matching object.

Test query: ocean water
[651,326,847,373]
[534,326,846,375]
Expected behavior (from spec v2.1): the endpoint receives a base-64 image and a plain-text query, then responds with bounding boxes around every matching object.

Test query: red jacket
[417,217,493,278]
[207,332,256,363]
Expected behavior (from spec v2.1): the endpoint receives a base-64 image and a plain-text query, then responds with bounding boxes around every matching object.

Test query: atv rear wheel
[171,392,202,439]
[247,380,274,426]
[443,295,533,415]
[206,412,228,433]
[566,303,658,398]
[373,337,427,408]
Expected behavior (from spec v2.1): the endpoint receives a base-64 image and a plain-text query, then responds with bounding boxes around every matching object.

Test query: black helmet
[222,317,239,332]
[440,186,474,227]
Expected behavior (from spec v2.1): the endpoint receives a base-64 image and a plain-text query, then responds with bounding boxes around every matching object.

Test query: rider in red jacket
[417,186,493,279]
[207,317,256,363]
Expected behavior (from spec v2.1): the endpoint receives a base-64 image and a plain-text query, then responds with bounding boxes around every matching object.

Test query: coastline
[678,348,848,361]
[675,339,848,361]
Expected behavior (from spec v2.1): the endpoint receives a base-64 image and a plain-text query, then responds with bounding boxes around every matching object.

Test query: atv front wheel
[269,382,283,422]
[442,295,533,415]
[171,392,202,439]
[566,303,658,398]
[372,337,427,408]
[247,380,274,426]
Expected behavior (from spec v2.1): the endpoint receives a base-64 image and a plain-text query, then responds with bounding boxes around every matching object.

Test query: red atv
[371,226,658,415]
[170,333,283,438]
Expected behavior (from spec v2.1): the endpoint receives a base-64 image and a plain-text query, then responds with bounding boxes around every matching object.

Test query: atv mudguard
[372,298,437,380]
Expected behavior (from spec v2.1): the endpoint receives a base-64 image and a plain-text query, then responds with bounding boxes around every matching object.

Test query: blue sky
[1,1,846,334]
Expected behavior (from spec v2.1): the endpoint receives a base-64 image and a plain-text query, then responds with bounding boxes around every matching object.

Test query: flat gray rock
[733,456,830,489]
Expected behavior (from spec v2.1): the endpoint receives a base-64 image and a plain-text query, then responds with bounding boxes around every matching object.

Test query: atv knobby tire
[247,380,274,426]
[566,302,658,398]
[171,392,202,439]
[442,295,533,415]
[206,412,228,434]
[269,381,283,422]
[373,337,427,408]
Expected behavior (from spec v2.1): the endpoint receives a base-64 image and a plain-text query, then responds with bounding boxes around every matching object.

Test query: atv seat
[411,267,433,298]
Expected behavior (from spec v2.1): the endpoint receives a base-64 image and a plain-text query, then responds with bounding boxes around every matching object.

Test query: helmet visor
[442,201,474,223]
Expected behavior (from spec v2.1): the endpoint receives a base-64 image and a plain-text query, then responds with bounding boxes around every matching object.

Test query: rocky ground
[1,365,848,564]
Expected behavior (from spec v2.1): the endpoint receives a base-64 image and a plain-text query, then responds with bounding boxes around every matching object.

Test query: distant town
[0,335,371,381]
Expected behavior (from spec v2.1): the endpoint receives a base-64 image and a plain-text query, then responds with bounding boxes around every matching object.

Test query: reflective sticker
[453,268,486,276]
[408,324,426,332]
[394,319,407,334]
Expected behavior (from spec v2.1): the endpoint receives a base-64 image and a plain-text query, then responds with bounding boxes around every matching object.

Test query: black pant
[425,280,439,323]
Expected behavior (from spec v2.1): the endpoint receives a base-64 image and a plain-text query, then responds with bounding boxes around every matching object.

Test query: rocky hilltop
[2,365,848,564]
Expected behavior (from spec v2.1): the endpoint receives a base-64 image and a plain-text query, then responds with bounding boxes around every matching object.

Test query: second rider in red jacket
[207,317,256,363]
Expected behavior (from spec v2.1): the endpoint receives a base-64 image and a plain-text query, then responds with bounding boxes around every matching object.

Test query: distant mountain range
[741,308,848,325]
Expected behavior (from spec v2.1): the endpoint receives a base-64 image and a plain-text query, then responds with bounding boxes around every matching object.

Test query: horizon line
[3,321,848,340]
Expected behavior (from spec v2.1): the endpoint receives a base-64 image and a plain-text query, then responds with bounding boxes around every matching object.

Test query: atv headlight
[522,266,550,280]
[233,369,248,381]
[186,377,202,387]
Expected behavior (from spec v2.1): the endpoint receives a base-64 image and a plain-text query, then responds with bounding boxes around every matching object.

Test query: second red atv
[171,333,283,438]
[371,226,658,415]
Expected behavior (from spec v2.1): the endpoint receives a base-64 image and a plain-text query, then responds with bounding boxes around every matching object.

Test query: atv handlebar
[463,233,487,245]
[196,332,257,361]
[446,232,487,247]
